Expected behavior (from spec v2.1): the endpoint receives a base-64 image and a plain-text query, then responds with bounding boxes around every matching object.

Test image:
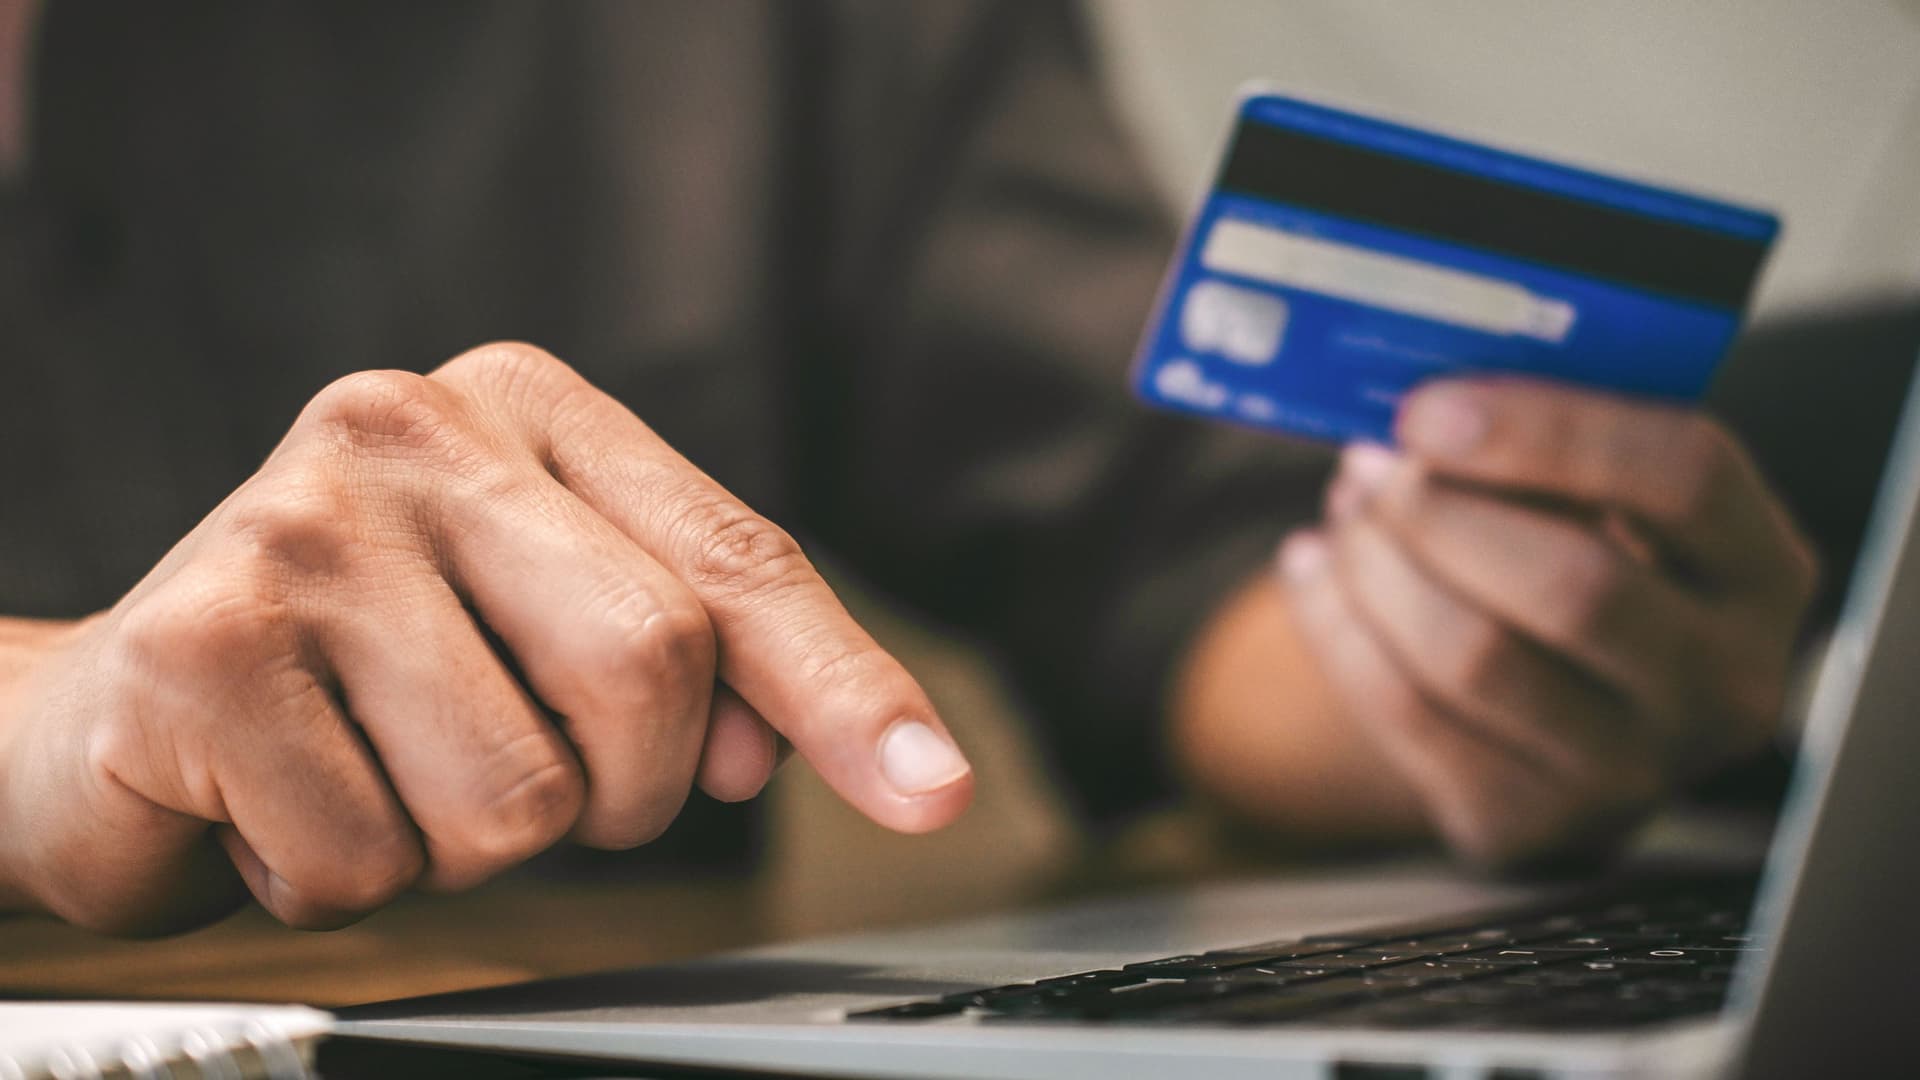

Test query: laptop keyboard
[847,878,1758,1030]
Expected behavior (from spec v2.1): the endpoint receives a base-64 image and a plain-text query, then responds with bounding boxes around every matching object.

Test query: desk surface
[0,875,773,1007]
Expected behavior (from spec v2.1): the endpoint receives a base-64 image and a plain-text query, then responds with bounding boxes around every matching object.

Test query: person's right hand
[0,343,974,935]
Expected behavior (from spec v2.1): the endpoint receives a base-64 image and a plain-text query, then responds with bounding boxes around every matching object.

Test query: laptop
[335,359,1920,1077]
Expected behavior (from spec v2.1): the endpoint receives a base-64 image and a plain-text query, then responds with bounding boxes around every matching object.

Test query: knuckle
[792,632,931,732]
[548,584,716,725]
[434,341,576,402]
[122,575,292,676]
[590,590,717,697]
[300,369,460,453]
[683,502,813,599]
[304,836,425,919]
[1368,466,1426,526]
[226,475,367,580]
[453,735,584,869]
[578,784,691,851]
[796,640,900,698]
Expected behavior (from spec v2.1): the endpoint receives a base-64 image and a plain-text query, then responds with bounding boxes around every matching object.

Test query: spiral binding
[2,1021,313,1080]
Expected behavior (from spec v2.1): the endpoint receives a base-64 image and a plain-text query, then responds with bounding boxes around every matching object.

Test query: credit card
[1132,91,1780,443]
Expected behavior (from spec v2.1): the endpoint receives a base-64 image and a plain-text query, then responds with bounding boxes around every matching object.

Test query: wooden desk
[0,875,771,1007]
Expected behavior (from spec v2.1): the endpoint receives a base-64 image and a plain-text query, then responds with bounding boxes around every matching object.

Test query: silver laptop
[337,360,1920,1078]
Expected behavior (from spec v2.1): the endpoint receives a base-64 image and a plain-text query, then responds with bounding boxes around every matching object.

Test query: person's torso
[3,1,804,619]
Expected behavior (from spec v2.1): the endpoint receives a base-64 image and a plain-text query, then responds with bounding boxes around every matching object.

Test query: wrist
[0,615,88,916]
[1172,576,1431,846]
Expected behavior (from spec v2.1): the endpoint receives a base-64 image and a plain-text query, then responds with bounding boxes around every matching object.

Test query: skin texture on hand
[1179,376,1816,870]
[0,343,972,935]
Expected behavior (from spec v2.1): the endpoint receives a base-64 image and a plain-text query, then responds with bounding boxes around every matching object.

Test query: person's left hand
[1279,377,1818,867]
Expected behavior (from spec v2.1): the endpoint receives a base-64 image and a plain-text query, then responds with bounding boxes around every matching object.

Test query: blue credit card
[1132,92,1780,443]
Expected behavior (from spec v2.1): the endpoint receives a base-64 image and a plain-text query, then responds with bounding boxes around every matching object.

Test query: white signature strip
[1199,218,1576,343]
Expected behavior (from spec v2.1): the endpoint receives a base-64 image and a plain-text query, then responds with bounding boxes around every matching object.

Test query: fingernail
[1279,532,1327,581]
[879,719,971,796]
[1401,387,1487,456]
[1340,442,1399,494]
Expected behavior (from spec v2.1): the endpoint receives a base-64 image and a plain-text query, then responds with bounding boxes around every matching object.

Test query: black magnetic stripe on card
[1217,118,1769,310]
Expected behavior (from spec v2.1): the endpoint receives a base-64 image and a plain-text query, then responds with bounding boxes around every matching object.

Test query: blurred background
[1094,0,1920,322]
[768,0,1920,919]
[758,0,1920,956]
[8,0,1916,1008]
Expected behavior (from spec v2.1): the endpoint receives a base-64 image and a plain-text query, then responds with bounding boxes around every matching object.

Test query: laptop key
[1125,942,1356,975]
[1588,948,1711,966]
[1366,958,1528,981]
[1149,977,1386,1024]
[850,875,1760,1028]
[1447,946,1605,966]
[962,970,1231,1013]
[1265,952,1419,971]
[985,978,1264,1021]
[1357,967,1474,990]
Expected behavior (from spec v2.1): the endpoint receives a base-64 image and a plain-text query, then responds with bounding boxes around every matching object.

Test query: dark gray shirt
[3,1,1912,858]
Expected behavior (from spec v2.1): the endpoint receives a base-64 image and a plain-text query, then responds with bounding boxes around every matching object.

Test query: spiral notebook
[0,1002,331,1079]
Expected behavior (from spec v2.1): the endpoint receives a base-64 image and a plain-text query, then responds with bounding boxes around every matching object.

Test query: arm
[0,617,81,912]
[0,345,972,935]
[796,3,1814,859]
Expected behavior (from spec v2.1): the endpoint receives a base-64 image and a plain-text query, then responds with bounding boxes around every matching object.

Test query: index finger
[1395,377,1813,588]
[436,345,973,834]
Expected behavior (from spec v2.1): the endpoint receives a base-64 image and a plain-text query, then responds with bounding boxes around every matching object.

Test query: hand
[1278,377,1816,867]
[0,343,973,934]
